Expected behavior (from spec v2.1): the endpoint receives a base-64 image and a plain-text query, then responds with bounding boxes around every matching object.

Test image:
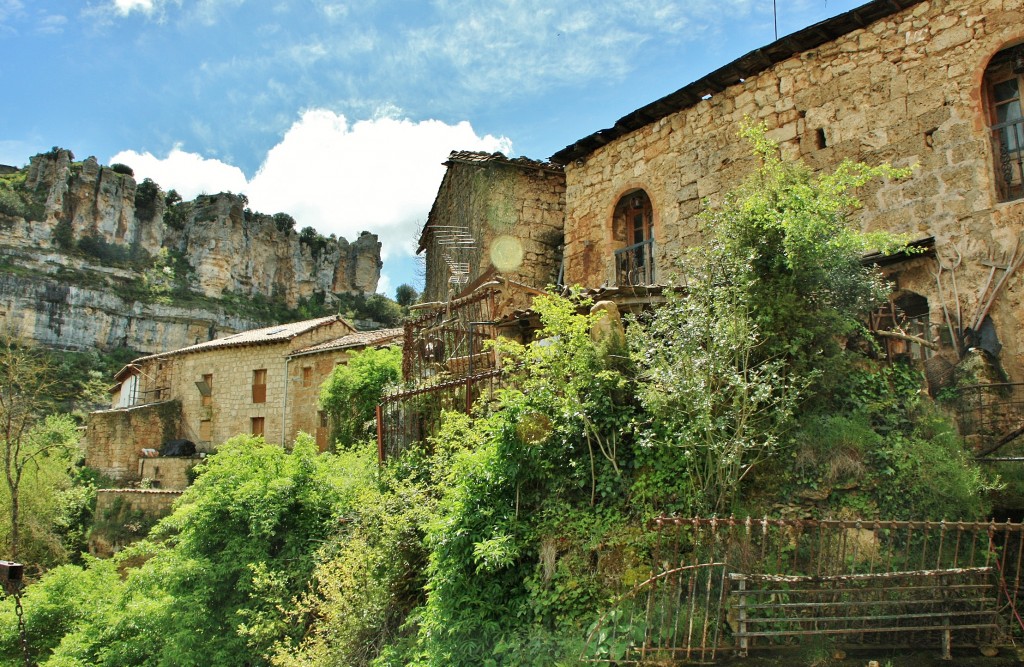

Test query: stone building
[87,315,401,486]
[539,0,1024,381]
[418,151,565,302]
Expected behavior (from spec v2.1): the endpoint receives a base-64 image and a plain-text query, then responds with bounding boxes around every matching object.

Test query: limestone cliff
[0,148,384,353]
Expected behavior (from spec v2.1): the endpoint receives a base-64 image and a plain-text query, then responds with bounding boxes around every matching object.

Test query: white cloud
[376,273,392,297]
[109,145,248,198]
[113,0,155,15]
[110,111,511,274]
[36,14,67,35]
[246,110,511,262]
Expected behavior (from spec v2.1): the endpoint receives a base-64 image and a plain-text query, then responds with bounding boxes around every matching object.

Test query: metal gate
[582,517,1024,663]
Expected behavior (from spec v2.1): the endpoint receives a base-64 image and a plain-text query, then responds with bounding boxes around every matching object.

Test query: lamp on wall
[630,195,644,209]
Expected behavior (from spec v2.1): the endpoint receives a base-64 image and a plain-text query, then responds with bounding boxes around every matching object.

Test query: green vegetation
[0,126,999,666]
[0,168,45,221]
[134,178,161,222]
[320,346,402,446]
[0,337,95,571]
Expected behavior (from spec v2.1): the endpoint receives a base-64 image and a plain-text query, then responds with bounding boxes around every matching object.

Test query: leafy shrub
[134,177,161,221]
[320,346,402,447]
[273,212,296,233]
[109,163,134,177]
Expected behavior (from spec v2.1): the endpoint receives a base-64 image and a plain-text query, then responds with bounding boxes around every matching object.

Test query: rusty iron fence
[376,369,503,461]
[582,517,1024,663]
[953,383,1024,459]
[376,286,507,461]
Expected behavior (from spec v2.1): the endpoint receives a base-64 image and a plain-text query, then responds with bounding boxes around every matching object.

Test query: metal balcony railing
[995,116,1024,201]
[614,239,655,287]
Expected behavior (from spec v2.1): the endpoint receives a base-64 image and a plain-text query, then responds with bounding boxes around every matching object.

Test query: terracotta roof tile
[134,315,351,363]
[288,327,404,357]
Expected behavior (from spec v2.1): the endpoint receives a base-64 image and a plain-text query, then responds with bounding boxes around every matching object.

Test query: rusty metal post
[736,573,748,658]
[376,404,384,463]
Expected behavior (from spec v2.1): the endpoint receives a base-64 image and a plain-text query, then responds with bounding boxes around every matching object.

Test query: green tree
[320,346,402,447]
[395,284,419,307]
[0,336,80,560]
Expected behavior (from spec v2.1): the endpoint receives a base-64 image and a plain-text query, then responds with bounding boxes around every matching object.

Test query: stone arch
[979,39,1024,202]
[610,188,656,286]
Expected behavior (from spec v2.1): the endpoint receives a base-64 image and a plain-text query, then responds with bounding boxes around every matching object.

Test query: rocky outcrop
[0,149,384,352]
[4,149,382,304]
[0,271,265,353]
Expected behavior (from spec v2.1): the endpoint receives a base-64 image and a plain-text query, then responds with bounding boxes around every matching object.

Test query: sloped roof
[551,0,923,164]
[288,327,404,357]
[132,315,352,363]
[446,150,563,174]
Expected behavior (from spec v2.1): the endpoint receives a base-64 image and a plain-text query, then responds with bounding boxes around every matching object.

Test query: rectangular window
[252,369,267,403]
[199,419,212,442]
[201,373,213,406]
[302,366,313,388]
[251,416,265,437]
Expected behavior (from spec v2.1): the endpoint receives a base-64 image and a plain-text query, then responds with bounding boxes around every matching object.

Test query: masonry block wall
[561,0,1024,378]
[138,456,199,489]
[287,349,349,450]
[422,156,565,302]
[91,489,182,555]
[84,400,179,481]
[137,319,353,449]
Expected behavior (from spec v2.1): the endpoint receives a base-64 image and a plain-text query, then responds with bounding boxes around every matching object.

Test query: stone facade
[549,0,1024,380]
[286,328,403,450]
[85,318,402,486]
[85,400,180,481]
[132,316,354,452]
[419,152,565,302]
[91,489,182,555]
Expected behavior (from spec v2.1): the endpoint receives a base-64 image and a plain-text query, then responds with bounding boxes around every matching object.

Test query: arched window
[611,190,655,286]
[984,44,1024,202]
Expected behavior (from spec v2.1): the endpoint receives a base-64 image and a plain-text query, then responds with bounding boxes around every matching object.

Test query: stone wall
[287,349,350,450]
[138,456,200,489]
[137,319,353,450]
[84,401,180,481]
[421,154,565,302]
[91,488,182,555]
[561,0,1024,378]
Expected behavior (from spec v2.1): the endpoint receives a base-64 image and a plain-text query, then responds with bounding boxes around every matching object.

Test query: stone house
[87,315,401,487]
[418,151,565,302]
[545,0,1024,380]
[420,0,1024,379]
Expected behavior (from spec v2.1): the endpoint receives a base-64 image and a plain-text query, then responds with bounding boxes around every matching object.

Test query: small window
[252,369,267,403]
[302,366,313,388]
[199,419,212,442]
[251,416,265,437]
[319,410,329,428]
[200,373,213,406]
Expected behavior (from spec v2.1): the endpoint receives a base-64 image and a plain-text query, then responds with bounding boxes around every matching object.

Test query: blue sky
[1,0,867,296]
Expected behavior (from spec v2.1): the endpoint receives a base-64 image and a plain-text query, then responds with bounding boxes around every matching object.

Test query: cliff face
[0,148,383,353]
[6,149,381,302]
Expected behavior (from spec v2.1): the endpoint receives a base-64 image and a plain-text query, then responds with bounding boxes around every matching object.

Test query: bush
[134,177,161,221]
[109,163,134,177]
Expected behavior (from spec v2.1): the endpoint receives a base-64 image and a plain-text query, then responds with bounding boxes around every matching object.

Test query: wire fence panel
[582,517,1024,664]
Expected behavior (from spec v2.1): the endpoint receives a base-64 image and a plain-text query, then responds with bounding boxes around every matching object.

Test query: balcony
[994,116,1024,202]
[614,239,655,287]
